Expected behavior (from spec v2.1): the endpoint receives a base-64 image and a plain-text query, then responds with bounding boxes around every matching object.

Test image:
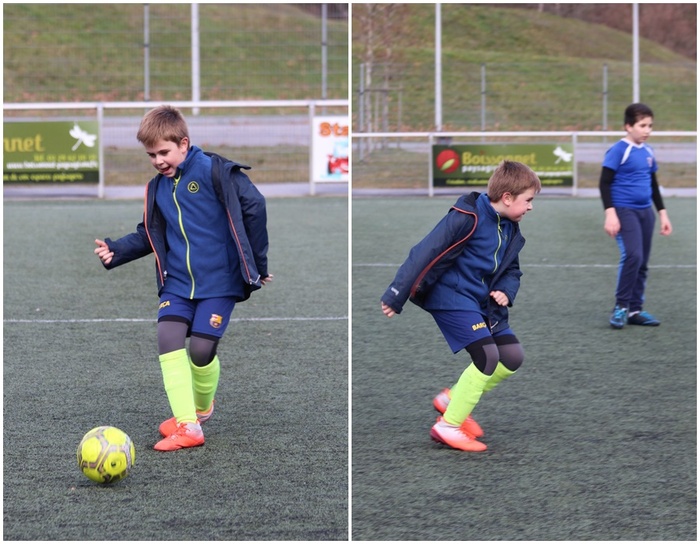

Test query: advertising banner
[4,120,100,183]
[433,143,574,187]
[312,116,349,183]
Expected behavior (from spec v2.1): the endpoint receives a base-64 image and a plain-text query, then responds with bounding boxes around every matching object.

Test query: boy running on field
[381,160,541,452]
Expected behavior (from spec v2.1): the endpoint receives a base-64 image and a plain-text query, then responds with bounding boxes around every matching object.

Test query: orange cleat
[432,389,484,438]
[154,422,204,451]
[430,416,487,452]
[158,402,214,438]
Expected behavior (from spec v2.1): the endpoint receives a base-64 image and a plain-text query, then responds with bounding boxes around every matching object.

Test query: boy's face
[501,188,536,222]
[625,115,653,145]
[144,138,189,178]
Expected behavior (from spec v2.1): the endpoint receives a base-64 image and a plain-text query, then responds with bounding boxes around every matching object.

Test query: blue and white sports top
[602,139,658,209]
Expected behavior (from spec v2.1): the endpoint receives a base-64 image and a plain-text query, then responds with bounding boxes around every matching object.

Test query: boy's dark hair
[624,103,654,127]
[136,105,190,148]
[487,160,541,202]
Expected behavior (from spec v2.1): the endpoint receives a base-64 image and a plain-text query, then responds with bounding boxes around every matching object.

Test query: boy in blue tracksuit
[94,105,272,451]
[381,161,541,452]
[600,103,673,329]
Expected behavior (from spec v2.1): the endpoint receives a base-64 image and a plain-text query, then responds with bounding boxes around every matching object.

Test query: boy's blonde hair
[487,160,541,202]
[136,105,190,148]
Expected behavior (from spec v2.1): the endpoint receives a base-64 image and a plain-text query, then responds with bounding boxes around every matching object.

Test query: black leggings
[157,319,219,367]
[465,334,524,376]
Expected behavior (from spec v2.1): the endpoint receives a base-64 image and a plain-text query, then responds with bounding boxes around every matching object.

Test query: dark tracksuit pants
[614,206,656,312]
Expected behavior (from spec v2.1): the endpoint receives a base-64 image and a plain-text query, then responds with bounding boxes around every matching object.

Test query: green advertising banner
[433,143,574,187]
[3,120,100,183]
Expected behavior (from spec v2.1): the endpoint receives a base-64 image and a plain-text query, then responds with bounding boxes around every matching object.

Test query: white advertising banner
[311,116,349,184]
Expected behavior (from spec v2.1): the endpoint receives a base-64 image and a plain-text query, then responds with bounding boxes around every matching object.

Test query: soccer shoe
[153,422,204,451]
[432,389,484,438]
[158,402,214,438]
[430,417,487,452]
[628,311,660,326]
[609,305,628,329]
[432,388,451,413]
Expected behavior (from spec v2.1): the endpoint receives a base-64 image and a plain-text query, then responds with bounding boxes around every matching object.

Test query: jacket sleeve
[380,208,475,314]
[234,168,269,279]
[103,219,153,270]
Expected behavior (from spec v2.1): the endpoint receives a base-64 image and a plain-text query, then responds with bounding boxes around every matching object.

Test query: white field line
[4,316,348,324]
[354,263,696,269]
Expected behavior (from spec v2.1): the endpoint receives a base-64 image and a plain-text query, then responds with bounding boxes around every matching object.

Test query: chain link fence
[4,4,348,103]
[354,60,696,133]
[4,4,348,187]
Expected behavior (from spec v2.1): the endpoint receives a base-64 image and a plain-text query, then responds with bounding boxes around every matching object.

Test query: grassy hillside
[352,5,696,131]
[3,4,348,103]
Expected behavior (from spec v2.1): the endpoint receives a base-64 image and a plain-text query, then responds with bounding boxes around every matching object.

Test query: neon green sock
[159,349,197,424]
[190,355,220,413]
[443,363,490,426]
[482,362,516,393]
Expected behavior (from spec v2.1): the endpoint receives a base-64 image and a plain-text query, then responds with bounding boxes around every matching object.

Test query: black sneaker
[628,311,660,326]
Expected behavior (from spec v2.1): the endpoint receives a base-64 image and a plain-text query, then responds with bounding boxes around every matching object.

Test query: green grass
[3,197,348,540]
[351,196,696,540]
[3,4,348,103]
[352,5,696,131]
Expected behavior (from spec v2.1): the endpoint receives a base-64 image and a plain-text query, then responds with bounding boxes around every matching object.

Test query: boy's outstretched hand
[261,274,274,286]
[94,239,114,265]
[381,302,396,318]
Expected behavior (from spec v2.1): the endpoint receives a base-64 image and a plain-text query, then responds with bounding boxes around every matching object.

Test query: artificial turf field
[351,195,696,541]
[3,197,348,540]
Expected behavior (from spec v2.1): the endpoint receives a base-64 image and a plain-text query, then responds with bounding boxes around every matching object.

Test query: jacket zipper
[144,184,165,285]
[172,174,196,298]
[226,209,254,284]
[493,215,502,273]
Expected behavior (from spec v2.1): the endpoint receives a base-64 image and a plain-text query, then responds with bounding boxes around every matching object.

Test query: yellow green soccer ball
[77,426,135,484]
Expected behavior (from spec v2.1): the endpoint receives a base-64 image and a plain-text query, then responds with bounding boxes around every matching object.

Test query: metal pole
[322,4,328,103]
[359,63,364,161]
[632,3,639,103]
[435,3,442,131]
[97,103,105,199]
[603,63,608,131]
[428,133,434,197]
[144,4,150,102]
[480,63,486,131]
[309,102,316,195]
[191,3,200,115]
[572,132,578,197]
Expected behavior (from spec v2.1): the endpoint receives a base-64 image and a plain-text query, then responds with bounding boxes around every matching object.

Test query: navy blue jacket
[381,192,525,333]
[103,150,268,302]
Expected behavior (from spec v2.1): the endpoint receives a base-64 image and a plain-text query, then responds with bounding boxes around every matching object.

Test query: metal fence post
[97,103,105,199]
[481,63,486,132]
[572,132,578,197]
[309,101,316,195]
[428,132,434,197]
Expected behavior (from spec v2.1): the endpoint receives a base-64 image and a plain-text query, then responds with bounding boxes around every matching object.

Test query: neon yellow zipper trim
[493,215,502,273]
[172,174,195,298]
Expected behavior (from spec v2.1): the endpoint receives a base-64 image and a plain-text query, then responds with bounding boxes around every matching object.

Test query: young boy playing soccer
[94,105,272,451]
[599,102,672,329]
[381,160,541,452]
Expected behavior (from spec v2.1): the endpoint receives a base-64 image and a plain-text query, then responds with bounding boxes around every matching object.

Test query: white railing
[353,131,697,197]
[4,99,349,197]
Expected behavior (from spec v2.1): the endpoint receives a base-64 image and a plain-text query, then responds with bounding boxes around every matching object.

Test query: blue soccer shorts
[157,294,236,339]
[430,309,515,353]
